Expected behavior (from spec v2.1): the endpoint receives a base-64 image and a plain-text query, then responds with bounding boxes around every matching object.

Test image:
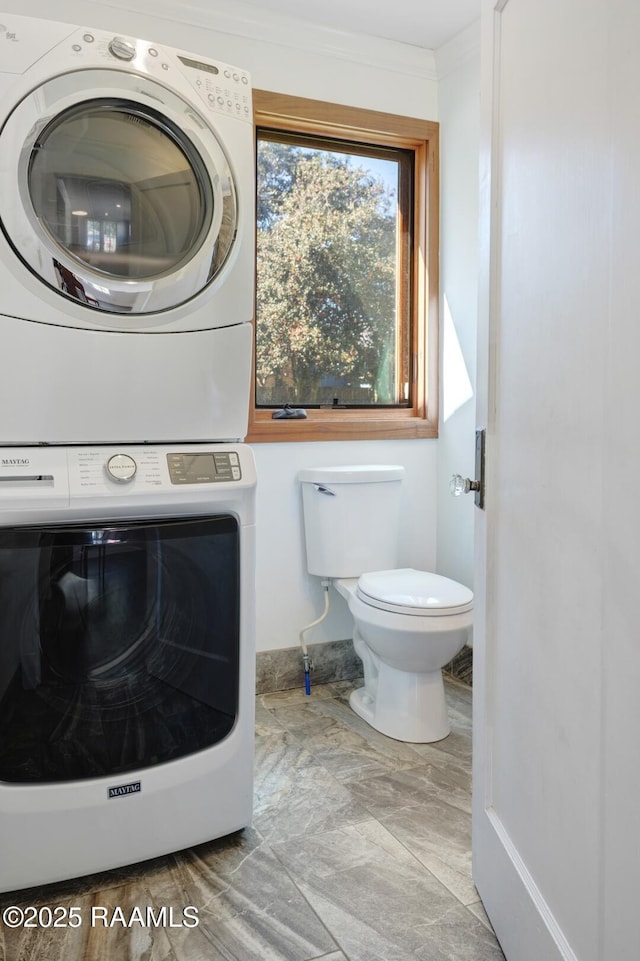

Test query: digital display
[184,454,216,481]
[178,55,219,75]
[167,452,240,484]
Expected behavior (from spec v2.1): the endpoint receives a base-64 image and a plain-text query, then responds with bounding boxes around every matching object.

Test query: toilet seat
[356,568,473,617]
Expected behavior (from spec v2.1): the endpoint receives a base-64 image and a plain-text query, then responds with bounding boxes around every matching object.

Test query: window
[247,91,439,443]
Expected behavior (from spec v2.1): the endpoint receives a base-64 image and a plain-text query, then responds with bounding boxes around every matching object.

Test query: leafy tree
[256,140,399,406]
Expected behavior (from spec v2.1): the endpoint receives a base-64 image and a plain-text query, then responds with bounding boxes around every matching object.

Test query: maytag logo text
[108,781,142,799]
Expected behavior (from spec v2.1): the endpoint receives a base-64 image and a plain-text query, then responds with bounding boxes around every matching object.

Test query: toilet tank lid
[298,464,404,484]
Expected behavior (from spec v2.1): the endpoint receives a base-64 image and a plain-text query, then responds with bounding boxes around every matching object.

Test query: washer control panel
[0,445,255,522]
[167,451,241,484]
[67,447,243,493]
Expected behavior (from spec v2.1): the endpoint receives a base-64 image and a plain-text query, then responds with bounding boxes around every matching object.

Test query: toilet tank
[298,465,404,578]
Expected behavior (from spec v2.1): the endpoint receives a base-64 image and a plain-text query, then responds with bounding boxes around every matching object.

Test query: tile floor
[0,677,505,961]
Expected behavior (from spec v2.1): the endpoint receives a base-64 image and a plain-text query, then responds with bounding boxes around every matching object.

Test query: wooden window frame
[247,90,439,443]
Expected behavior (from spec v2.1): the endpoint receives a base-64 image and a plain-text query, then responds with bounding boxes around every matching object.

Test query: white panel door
[473,1,640,959]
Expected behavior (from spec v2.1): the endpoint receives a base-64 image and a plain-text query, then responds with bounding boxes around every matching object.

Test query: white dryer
[0,13,255,444]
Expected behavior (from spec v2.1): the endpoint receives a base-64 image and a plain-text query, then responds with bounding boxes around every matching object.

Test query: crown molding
[435,19,481,80]
[88,0,438,81]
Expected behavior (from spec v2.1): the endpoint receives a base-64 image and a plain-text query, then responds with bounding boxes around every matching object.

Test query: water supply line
[299,579,331,695]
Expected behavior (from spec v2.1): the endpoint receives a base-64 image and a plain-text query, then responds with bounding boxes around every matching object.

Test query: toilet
[298,465,473,743]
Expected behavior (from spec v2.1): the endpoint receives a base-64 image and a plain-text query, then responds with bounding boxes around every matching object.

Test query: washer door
[0,514,240,783]
[0,69,237,314]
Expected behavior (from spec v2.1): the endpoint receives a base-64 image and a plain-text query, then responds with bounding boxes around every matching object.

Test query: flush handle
[313,483,336,496]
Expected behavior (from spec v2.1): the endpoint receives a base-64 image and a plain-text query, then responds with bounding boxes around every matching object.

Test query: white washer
[0,442,256,893]
[0,14,255,444]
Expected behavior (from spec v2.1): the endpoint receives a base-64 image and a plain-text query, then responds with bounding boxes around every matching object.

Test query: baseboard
[445,645,473,685]
[256,638,362,695]
[474,806,577,961]
[257,639,473,695]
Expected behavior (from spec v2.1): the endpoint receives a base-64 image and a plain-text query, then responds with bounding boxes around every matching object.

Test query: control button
[107,454,137,483]
[72,44,82,52]
[148,47,158,57]
[109,37,136,60]
[161,62,169,70]
[83,33,95,43]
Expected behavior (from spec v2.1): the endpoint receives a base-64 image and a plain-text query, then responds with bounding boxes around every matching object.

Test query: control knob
[107,454,137,483]
[108,37,136,60]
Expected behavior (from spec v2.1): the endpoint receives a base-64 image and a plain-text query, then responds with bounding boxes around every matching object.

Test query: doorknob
[450,428,486,510]
[450,474,480,496]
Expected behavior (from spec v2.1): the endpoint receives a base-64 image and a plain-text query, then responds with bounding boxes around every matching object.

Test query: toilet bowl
[298,465,474,743]
[334,570,472,742]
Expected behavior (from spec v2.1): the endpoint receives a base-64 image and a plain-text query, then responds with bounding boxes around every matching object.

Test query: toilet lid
[356,569,474,616]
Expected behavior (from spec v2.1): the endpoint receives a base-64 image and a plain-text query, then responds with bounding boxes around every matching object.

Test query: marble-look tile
[274,819,424,876]
[443,678,472,714]
[0,880,179,961]
[0,831,337,961]
[347,758,472,820]
[304,639,362,689]
[148,829,338,961]
[444,646,473,685]
[413,911,505,961]
[267,695,426,782]
[341,761,475,902]
[1,894,89,961]
[256,640,361,696]
[272,821,504,961]
[255,646,304,696]
[448,714,472,741]
[81,878,180,961]
[259,680,355,710]
[255,698,287,736]
[381,800,476,905]
[411,729,472,767]
[467,898,496,932]
[253,731,368,843]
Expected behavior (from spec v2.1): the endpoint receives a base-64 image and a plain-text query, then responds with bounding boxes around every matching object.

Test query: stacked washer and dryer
[0,12,257,892]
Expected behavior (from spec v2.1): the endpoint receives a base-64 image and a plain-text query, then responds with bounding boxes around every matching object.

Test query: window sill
[246,410,438,443]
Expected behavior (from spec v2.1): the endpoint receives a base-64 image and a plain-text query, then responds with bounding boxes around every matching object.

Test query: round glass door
[0,71,238,314]
[29,100,215,281]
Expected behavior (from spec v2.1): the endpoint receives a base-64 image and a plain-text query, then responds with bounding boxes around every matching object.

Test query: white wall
[435,24,480,592]
[2,0,464,653]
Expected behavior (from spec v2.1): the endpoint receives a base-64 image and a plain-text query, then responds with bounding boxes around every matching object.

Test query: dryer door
[0,70,237,314]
